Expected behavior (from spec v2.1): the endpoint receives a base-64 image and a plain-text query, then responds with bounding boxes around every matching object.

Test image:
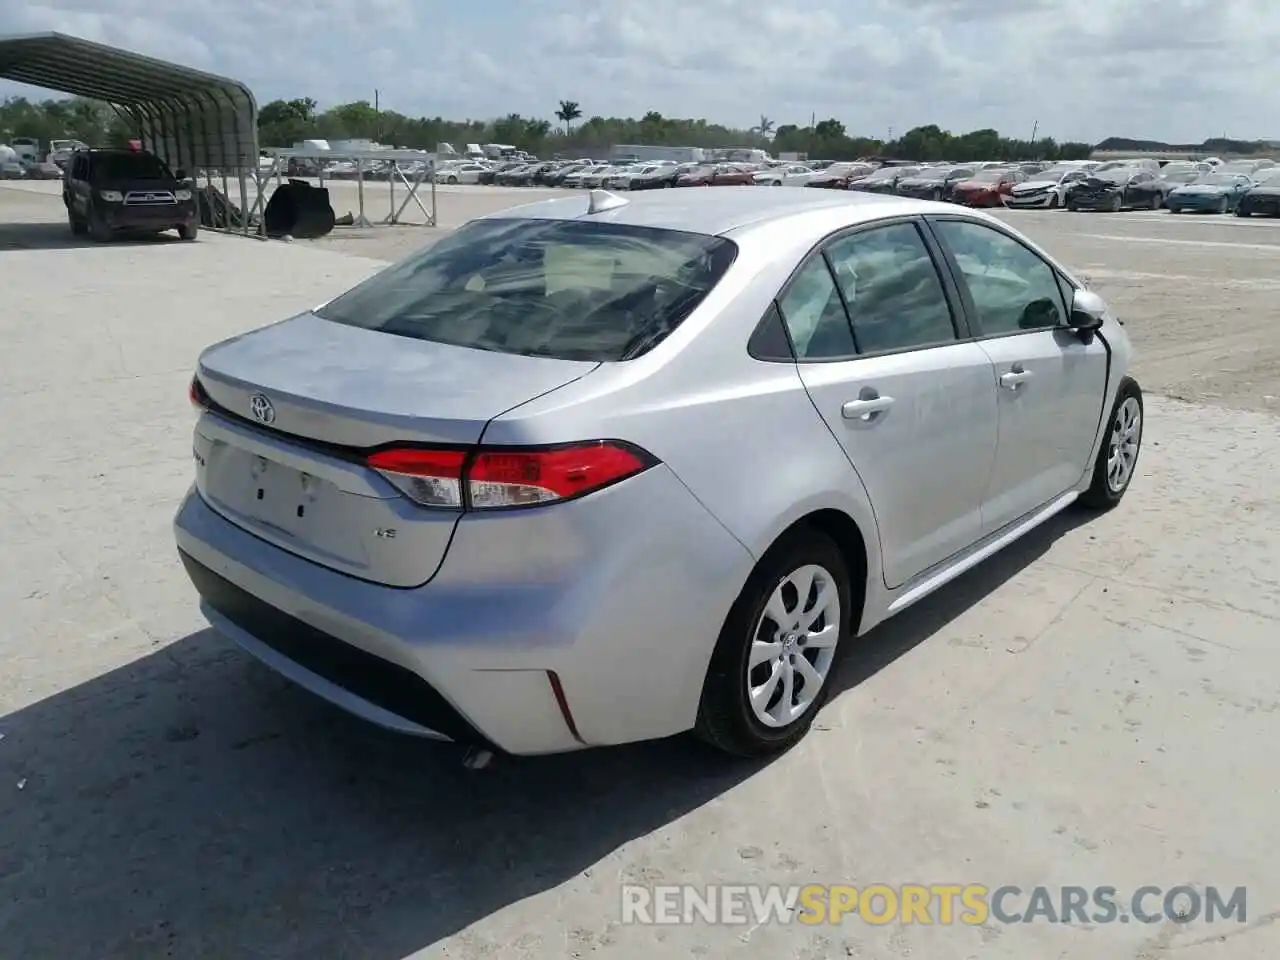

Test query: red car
[950,168,1026,207]
[805,161,875,189]
[709,164,758,186]
[674,164,718,187]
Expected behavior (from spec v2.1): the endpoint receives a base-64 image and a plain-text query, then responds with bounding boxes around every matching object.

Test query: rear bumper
[173,465,753,756]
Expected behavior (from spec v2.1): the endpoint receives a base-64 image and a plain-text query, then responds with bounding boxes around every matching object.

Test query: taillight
[189,375,208,409]
[366,441,656,510]
[366,447,468,508]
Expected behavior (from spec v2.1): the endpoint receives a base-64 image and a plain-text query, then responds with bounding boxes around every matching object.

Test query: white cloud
[2,0,1278,142]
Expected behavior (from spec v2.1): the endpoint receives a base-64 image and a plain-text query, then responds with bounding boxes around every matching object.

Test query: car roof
[481,188,931,237]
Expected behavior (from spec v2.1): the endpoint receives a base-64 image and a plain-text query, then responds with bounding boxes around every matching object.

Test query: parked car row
[0,145,64,180]
[428,152,1280,217]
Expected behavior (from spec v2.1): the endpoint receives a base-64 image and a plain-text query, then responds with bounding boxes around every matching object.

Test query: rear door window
[315,217,738,361]
[825,222,958,353]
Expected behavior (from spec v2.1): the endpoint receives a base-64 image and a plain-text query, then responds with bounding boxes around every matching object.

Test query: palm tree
[555,100,583,136]
[752,115,775,138]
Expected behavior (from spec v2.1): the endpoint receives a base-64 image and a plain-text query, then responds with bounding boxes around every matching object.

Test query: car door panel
[796,345,999,587]
[927,216,1110,534]
[977,330,1108,532]
[776,219,999,588]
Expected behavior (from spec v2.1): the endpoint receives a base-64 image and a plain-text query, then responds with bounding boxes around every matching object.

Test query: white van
[10,137,40,162]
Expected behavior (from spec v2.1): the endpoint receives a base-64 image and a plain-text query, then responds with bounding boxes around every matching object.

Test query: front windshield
[1161,171,1199,184]
[1193,173,1242,186]
[865,168,899,180]
[1094,168,1133,183]
[970,169,1006,183]
[92,151,172,180]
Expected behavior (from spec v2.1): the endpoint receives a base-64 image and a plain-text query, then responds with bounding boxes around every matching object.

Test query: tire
[1110,194,1122,212]
[1236,204,1250,217]
[1217,197,1229,214]
[1066,202,1077,212]
[447,175,458,185]
[696,527,854,758]
[1048,193,1060,209]
[88,205,111,243]
[1150,193,1162,210]
[68,209,87,236]
[932,188,944,201]
[1079,378,1144,511]
[177,222,199,241]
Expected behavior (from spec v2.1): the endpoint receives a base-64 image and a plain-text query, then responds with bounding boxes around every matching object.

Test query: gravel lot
[1,180,1278,960]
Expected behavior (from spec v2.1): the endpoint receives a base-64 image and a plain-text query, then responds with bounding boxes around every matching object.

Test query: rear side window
[316,218,738,361]
[776,257,855,359]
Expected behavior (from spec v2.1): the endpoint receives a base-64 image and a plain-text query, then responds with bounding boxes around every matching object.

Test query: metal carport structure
[0,31,261,234]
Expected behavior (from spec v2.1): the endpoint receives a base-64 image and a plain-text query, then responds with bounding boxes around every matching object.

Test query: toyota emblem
[249,393,276,424]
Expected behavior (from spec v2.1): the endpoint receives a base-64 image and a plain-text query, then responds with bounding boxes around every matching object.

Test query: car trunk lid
[193,313,597,586]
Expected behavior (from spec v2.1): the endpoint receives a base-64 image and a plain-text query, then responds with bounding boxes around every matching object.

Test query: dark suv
[63,148,199,241]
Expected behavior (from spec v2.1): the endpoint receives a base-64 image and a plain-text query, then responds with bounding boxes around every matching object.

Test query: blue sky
[1,0,1275,144]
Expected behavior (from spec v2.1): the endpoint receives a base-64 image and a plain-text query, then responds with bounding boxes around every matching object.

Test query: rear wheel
[1149,193,1162,210]
[447,175,458,185]
[1079,378,1143,510]
[696,528,853,758]
[68,208,87,235]
[1217,197,1229,214]
[177,222,199,241]
[1110,194,1122,212]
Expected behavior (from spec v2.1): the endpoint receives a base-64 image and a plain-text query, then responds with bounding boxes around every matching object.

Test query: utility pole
[374,88,381,141]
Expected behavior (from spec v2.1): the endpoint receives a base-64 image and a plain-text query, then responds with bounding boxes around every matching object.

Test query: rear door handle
[1000,368,1033,389]
[842,395,895,420]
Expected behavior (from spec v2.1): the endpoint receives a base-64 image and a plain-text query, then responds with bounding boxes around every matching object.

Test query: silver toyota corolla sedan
[176,187,1143,758]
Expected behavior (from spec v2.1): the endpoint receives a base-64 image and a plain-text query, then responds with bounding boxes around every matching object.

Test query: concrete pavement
[1,182,1278,959]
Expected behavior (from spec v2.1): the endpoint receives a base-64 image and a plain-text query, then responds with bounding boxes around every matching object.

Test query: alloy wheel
[747,564,841,729]
[1106,396,1142,493]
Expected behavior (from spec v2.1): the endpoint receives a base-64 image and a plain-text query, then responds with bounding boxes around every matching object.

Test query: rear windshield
[316,217,738,361]
[92,152,172,180]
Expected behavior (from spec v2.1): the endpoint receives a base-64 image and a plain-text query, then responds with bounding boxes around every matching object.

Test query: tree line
[3,93,1271,163]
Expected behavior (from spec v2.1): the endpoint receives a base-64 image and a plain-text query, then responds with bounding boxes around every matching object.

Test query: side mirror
[174,169,188,181]
[1068,289,1107,341]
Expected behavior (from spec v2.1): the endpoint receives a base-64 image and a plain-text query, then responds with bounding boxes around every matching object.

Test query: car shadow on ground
[0,221,184,251]
[830,506,1093,696]
[0,507,1092,959]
